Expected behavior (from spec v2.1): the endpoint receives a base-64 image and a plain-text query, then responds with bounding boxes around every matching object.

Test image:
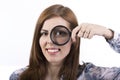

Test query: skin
[72,23,113,42]
[39,17,72,80]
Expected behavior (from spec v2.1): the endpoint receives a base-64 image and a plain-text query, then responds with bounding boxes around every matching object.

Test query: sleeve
[9,67,27,80]
[107,32,120,53]
[81,63,120,80]
[9,71,20,80]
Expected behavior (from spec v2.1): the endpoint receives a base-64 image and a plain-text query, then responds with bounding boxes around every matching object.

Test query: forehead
[42,17,70,30]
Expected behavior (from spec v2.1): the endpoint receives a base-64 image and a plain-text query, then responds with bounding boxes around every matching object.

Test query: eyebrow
[41,29,48,32]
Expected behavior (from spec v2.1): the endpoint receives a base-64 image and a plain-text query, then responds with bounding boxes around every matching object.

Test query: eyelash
[40,32,48,36]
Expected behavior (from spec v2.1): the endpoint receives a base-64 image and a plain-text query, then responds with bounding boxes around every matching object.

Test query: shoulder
[9,67,28,80]
[78,62,95,74]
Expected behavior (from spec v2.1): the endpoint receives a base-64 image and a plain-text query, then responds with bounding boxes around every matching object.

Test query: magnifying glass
[50,25,71,46]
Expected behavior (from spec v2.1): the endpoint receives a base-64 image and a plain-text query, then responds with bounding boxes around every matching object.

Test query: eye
[55,30,68,37]
[40,31,48,36]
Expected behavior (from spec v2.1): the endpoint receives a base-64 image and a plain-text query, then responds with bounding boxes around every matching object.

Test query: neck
[46,63,62,80]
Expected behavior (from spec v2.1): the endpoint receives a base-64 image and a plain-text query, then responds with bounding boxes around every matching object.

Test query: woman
[10,4,120,80]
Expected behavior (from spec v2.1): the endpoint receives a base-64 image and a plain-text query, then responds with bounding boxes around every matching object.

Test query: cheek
[62,41,72,55]
[39,38,45,48]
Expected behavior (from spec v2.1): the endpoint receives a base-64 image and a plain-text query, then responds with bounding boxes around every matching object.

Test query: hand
[71,23,113,42]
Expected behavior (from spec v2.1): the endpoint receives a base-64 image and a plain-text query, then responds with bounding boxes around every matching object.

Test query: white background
[0,0,120,80]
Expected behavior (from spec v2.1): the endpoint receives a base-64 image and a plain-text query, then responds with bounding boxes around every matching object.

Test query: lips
[46,48,60,54]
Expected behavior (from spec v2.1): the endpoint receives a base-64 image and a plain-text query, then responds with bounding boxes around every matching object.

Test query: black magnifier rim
[50,25,71,46]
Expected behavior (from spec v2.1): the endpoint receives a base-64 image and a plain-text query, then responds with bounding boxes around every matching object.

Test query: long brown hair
[20,4,80,80]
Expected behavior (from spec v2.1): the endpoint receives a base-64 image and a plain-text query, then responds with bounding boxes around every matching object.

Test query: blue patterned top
[9,32,120,80]
[107,32,120,53]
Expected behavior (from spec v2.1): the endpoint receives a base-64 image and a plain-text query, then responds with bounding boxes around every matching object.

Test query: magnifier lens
[50,25,71,46]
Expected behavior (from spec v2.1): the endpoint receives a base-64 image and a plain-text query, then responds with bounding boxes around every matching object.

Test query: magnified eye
[50,25,71,46]
[55,30,68,37]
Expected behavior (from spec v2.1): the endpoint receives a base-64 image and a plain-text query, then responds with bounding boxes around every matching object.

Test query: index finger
[71,26,80,42]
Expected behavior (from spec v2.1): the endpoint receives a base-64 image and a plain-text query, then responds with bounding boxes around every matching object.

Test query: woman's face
[39,17,72,64]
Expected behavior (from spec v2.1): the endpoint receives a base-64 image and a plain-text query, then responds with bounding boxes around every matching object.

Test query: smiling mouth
[46,48,60,54]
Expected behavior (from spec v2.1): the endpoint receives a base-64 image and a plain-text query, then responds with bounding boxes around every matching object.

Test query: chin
[48,59,61,64]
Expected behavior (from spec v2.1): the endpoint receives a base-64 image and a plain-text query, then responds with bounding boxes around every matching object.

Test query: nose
[46,34,53,44]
